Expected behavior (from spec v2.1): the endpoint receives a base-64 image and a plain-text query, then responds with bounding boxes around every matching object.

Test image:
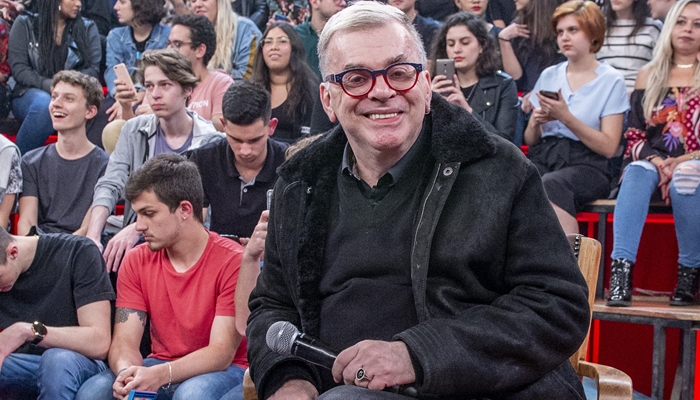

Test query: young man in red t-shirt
[76,153,246,400]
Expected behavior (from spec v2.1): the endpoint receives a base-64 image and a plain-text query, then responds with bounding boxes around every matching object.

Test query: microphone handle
[291,334,337,370]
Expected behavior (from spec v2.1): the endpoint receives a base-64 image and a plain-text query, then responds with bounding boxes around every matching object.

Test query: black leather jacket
[232,0,269,32]
[469,71,519,142]
[247,94,589,399]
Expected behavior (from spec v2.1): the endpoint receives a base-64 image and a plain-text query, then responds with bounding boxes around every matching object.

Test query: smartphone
[220,234,242,244]
[539,90,559,101]
[274,13,287,21]
[113,63,136,93]
[127,390,157,400]
[435,59,455,86]
[266,189,273,210]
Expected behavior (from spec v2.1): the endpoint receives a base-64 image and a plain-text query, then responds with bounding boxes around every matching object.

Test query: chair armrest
[577,360,633,400]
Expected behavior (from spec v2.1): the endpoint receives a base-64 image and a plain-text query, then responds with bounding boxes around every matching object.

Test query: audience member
[416,0,458,22]
[76,154,247,400]
[294,0,347,78]
[189,81,287,239]
[454,0,503,37]
[387,0,442,53]
[430,12,518,141]
[251,23,319,143]
[498,0,565,144]
[18,71,108,236]
[100,0,170,124]
[607,0,700,307]
[247,2,589,399]
[0,228,114,399]
[525,0,629,234]
[648,0,678,19]
[85,49,223,273]
[7,0,102,154]
[233,0,270,31]
[0,134,20,231]
[191,0,262,80]
[487,0,517,27]
[267,0,310,25]
[1,0,119,38]
[597,0,662,93]
[169,14,234,131]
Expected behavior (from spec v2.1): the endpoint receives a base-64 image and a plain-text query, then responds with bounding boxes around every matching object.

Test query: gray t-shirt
[21,144,109,233]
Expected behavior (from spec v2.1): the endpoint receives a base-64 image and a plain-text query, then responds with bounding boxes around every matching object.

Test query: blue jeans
[0,348,108,400]
[11,88,54,155]
[75,358,245,400]
[612,160,700,268]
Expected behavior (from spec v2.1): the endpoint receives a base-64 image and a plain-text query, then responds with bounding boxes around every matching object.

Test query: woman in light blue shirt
[525,0,629,234]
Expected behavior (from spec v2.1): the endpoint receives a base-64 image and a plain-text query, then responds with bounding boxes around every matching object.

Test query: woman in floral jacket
[607,0,700,308]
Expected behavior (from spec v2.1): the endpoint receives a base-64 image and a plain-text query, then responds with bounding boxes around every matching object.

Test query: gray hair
[317,1,427,77]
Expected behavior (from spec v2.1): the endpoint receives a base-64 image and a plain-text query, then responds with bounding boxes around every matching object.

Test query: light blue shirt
[530,61,630,141]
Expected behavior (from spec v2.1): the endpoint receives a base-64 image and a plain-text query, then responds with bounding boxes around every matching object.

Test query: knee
[172,379,208,400]
[625,160,658,178]
[74,369,116,400]
[671,161,700,196]
[38,348,82,373]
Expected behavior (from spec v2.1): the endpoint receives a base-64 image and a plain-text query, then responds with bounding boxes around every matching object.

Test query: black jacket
[469,71,519,142]
[247,93,589,399]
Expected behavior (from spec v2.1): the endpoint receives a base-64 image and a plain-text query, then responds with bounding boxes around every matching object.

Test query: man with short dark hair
[189,81,287,239]
[18,70,109,236]
[86,49,223,273]
[169,14,234,132]
[386,0,441,54]
[76,153,247,400]
[246,2,589,399]
[0,227,114,399]
[294,0,347,78]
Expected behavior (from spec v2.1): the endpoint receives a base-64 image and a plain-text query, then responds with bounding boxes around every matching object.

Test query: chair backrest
[567,234,602,371]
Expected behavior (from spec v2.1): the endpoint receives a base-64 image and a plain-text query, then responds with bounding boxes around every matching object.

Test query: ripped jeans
[612,159,700,268]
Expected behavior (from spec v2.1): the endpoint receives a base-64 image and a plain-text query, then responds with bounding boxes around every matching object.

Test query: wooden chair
[241,236,634,400]
[567,234,634,400]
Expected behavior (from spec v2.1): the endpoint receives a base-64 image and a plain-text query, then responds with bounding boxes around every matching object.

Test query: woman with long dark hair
[8,0,101,154]
[250,22,319,143]
[597,0,662,93]
[430,12,518,141]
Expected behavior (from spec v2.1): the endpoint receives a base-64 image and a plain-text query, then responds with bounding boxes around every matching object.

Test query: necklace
[465,84,477,103]
[675,62,697,69]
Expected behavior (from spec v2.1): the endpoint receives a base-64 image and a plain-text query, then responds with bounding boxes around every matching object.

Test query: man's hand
[103,223,141,272]
[269,379,319,400]
[244,210,268,260]
[106,101,123,122]
[332,340,415,391]
[0,322,33,374]
[113,364,168,399]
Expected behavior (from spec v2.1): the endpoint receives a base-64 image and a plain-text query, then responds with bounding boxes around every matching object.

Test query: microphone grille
[266,321,299,355]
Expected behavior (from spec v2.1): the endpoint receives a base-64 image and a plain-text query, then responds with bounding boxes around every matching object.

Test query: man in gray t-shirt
[17,71,107,236]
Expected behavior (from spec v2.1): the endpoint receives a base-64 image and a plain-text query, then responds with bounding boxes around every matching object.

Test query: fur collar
[279,93,498,183]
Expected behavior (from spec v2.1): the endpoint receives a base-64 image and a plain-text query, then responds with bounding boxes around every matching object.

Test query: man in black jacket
[246,2,590,399]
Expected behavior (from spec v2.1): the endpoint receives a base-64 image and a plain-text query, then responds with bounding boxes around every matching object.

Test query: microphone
[266,321,419,398]
[266,321,337,369]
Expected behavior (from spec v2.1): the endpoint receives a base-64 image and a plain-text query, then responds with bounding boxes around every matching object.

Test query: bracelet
[117,367,128,375]
[498,37,510,42]
[162,361,172,390]
[691,151,700,160]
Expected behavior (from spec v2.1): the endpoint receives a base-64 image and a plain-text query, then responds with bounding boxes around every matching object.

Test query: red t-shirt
[117,231,248,368]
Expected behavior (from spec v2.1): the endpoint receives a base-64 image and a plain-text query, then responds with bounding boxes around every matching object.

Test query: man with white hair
[246,2,590,399]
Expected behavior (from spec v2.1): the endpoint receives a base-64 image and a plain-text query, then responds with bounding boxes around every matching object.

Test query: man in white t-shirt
[169,14,234,132]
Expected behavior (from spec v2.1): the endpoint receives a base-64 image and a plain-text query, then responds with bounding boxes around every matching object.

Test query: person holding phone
[524,0,629,234]
[430,12,519,142]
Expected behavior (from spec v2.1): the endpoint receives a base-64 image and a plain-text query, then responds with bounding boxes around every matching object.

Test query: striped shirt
[596,18,663,93]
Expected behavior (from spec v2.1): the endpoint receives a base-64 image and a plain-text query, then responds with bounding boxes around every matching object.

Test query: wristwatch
[30,321,47,345]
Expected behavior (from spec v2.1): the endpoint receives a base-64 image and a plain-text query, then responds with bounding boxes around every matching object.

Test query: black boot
[670,265,700,306]
[606,258,634,307]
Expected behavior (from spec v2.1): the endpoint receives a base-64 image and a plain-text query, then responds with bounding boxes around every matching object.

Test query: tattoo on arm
[115,308,147,326]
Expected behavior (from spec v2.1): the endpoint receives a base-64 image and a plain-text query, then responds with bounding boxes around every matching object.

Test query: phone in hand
[539,90,559,101]
[274,13,287,21]
[127,390,157,400]
[113,63,136,93]
[435,59,456,87]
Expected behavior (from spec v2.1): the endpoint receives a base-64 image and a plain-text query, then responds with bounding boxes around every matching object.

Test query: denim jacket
[104,24,171,97]
[8,14,101,97]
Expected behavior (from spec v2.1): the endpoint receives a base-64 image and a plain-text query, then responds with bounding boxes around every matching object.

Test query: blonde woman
[607,0,700,307]
[191,0,262,79]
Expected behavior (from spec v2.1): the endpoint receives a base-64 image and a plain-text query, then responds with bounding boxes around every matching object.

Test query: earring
[58,4,61,11]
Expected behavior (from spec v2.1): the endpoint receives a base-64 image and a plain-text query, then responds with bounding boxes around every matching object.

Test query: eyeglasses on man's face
[261,37,291,47]
[324,62,423,98]
[167,40,193,49]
